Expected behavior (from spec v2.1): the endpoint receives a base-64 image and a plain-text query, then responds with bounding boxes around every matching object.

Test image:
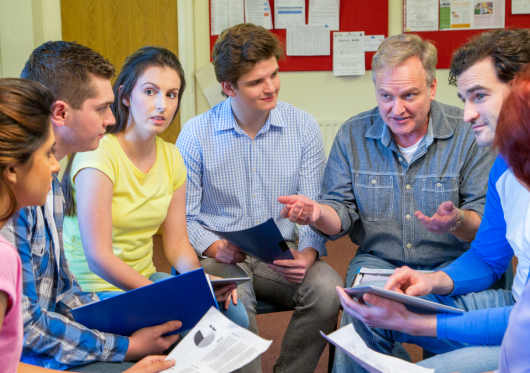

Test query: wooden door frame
[177,0,196,128]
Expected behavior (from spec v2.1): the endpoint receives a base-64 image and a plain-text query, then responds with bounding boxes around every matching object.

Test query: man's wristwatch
[449,208,465,231]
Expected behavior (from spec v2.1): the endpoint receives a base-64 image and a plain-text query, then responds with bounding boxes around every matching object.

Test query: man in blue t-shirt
[282,28,530,373]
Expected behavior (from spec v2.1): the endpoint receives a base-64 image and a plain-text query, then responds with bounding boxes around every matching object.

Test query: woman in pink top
[0,79,176,373]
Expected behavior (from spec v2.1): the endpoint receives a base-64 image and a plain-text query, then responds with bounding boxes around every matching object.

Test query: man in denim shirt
[279,34,495,370]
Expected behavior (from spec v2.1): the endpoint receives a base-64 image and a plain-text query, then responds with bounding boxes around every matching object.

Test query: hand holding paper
[162,307,272,373]
[321,323,434,373]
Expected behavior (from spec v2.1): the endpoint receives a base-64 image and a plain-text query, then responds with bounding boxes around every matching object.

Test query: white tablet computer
[344,285,464,315]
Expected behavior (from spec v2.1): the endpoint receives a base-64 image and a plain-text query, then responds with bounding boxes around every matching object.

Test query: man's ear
[50,100,69,128]
[221,81,237,98]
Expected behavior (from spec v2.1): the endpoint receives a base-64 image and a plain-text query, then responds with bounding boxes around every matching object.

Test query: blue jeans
[97,272,249,330]
[333,254,511,373]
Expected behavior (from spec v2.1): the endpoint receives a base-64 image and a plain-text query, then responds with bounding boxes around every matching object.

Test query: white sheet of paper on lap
[162,307,271,373]
[321,325,434,373]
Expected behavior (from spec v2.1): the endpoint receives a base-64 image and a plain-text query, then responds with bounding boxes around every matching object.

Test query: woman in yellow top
[62,46,248,327]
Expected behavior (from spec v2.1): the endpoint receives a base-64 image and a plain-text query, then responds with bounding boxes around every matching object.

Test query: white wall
[0,0,61,78]
[192,0,464,123]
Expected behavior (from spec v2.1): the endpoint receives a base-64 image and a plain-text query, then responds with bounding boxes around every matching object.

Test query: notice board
[209,0,389,71]
[405,0,530,69]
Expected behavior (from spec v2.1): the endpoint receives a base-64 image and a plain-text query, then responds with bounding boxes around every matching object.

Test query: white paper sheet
[439,0,505,30]
[163,307,271,373]
[211,0,245,36]
[286,26,330,56]
[512,0,530,14]
[245,0,273,29]
[333,31,365,77]
[363,35,384,52]
[308,0,340,31]
[404,0,439,32]
[195,63,226,108]
[275,0,306,29]
[321,325,434,373]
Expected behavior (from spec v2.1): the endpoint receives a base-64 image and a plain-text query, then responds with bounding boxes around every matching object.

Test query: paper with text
[308,0,340,31]
[405,0,439,32]
[363,35,384,52]
[211,0,245,36]
[439,0,505,30]
[275,0,305,29]
[287,26,330,56]
[321,325,434,373]
[195,63,225,108]
[333,32,365,77]
[512,0,530,13]
[163,307,271,373]
[245,0,273,29]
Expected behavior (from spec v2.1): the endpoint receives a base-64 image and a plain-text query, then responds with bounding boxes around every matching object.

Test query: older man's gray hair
[372,34,437,86]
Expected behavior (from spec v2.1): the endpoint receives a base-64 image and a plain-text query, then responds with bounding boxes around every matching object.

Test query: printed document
[512,0,530,14]
[333,32,365,76]
[211,0,245,36]
[195,63,225,108]
[163,307,272,373]
[439,0,505,30]
[287,26,330,56]
[245,0,273,29]
[275,0,306,29]
[321,325,434,373]
[308,0,340,31]
[404,0,439,32]
[363,35,384,52]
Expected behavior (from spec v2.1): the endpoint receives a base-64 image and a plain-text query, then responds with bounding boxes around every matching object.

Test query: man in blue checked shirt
[1,41,182,372]
[177,24,343,373]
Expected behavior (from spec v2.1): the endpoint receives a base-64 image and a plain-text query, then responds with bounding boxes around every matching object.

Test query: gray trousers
[201,246,342,373]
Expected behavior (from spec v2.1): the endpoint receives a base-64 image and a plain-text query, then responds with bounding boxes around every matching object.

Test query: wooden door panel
[61,0,181,143]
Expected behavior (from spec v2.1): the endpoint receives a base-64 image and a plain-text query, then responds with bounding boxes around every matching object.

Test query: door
[61,0,181,143]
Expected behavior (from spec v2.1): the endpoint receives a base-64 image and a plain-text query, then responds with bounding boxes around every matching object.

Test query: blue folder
[71,268,218,336]
[203,218,294,264]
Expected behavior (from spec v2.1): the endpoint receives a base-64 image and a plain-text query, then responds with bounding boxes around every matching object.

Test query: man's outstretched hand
[278,195,322,225]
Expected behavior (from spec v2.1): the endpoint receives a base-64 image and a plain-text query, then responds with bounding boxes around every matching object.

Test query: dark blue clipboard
[71,268,218,336]
[203,218,294,264]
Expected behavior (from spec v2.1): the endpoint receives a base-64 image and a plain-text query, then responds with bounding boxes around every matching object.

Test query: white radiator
[317,119,345,157]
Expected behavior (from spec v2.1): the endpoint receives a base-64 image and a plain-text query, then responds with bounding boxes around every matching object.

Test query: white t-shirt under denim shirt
[398,137,424,164]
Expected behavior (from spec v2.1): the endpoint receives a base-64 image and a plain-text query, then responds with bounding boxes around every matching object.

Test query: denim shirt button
[399,157,403,162]
[406,214,411,220]
[436,182,442,187]
[406,243,412,249]
[406,184,411,190]
[371,179,377,184]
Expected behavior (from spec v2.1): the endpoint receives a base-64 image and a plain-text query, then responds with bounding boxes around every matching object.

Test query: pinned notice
[245,0,273,29]
[287,26,331,56]
[211,0,244,36]
[308,0,340,31]
[333,32,365,77]
[275,0,306,29]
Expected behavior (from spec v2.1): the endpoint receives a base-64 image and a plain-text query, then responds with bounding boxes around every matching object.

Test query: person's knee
[303,262,342,315]
[224,301,250,330]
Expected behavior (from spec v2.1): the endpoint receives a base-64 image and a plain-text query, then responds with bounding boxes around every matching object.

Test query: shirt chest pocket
[421,177,459,217]
[354,174,394,222]
[30,232,49,281]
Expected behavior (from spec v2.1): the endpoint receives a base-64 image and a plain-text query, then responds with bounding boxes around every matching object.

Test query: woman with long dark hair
[61,47,248,327]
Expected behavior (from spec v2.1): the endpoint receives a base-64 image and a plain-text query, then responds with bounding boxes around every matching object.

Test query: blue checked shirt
[0,176,128,370]
[177,98,327,257]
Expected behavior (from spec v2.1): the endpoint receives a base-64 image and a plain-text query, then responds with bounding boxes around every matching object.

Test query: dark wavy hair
[212,23,284,97]
[449,29,530,86]
[495,64,530,187]
[0,78,54,221]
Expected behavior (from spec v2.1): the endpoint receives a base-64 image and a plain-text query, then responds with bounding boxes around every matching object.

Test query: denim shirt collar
[365,100,455,149]
[216,97,287,136]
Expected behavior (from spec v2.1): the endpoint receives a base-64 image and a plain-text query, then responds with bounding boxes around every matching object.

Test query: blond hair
[372,34,437,86]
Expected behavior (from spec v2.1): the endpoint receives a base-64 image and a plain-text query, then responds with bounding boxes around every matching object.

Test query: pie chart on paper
[194,328,215,348]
